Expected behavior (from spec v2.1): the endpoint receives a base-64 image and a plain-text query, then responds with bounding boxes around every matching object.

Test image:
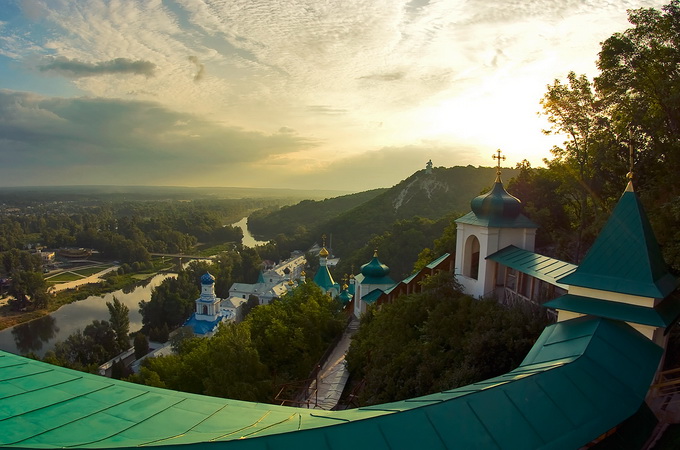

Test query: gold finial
[319,233,329,257]
[626,132,635,192]
[373,249,379,258]
[301,271,306,277]
[342,283,349,290]
[492,149,506,182]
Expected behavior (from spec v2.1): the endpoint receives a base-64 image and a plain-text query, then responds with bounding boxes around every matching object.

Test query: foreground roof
[558,189,677,298]
[487,245,576,290]
[545,294,680,328]
[0,316,660,449]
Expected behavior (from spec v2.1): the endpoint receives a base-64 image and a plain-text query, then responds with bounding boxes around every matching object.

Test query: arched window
[202,305,208,315]
[464,235,480,280]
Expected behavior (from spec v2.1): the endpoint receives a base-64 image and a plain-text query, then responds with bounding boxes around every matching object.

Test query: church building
[182,272,234,336]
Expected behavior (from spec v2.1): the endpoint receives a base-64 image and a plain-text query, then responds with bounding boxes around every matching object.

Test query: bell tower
[454,151,537,298]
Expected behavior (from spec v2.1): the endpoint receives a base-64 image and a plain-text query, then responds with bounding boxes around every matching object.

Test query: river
[0,216,264,358]
[0,272,175,357]
[232,216,269,247]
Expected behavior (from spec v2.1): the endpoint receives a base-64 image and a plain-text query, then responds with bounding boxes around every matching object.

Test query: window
[464,235,481,280]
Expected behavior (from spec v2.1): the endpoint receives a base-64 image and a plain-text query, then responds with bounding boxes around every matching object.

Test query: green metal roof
[545,294,680,328]
[353,273,396,286]
[487,245,577,289]
[455,210,538,228]
[0,316,660,449]
[312,266,338,292]
[425,252,451,270]
[361,288,384,304]
[557,189,678,298]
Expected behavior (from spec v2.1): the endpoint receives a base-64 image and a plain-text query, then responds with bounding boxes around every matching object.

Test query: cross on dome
[492,149,506,182]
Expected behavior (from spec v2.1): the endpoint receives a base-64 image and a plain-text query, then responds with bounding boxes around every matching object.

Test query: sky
[0,0,669,191]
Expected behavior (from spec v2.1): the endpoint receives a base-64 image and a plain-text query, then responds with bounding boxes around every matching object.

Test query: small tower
[454,150,537,298]
[353,250,396,317]
[313,235,339,296]
[426,159,433,174]
[195,272,220,319]
[547,177,679,349]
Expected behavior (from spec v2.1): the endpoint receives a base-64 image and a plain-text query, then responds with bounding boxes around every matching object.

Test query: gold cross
[492,149,505,181]
[321,234,327,247]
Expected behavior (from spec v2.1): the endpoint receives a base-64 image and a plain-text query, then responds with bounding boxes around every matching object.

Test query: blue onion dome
[470,181,522,220]
[361,250,390,278]
[201,272,215,285]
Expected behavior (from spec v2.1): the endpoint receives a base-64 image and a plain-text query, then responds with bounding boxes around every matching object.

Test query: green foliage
[346,273,551,406]
[130,283,344,403]
[107,296,130,351]
[133,333,150,359]
[531,1,680,267]
[335,215,452,281]
[246,282,345,381]
[45,318,122,370]
[248,189,387,238]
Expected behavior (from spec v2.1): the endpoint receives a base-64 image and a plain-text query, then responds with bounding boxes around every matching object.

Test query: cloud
[188,56,205,82]
[358,71,406,82]
[306,105,347,116]
[39,57,157,78]
[256,143,483,192]
[0,90,317,186]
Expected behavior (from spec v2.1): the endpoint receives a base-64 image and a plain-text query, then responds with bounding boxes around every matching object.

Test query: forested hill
[248,188,387,238]
[320,165,518,258]
[249,165,518,275]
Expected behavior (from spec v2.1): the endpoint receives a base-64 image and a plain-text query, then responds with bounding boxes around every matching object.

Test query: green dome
[338,285,353,305]
[361,251,390,278]
[471,181,522,220]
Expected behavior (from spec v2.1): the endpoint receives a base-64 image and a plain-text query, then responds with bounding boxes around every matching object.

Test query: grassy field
[73,266,112,277]
[46,272,83,283]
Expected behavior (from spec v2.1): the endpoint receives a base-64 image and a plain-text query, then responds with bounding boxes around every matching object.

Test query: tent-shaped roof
[545,294,680,328]
[557,187,678,298]
[0,316,660,449]
[313,266,338,292]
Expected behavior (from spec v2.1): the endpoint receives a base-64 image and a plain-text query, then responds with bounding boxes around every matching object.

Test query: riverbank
[0,267,171,332]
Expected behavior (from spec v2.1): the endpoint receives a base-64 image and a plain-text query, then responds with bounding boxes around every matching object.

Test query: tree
[540,72,620,261]
[346,272,550,406]
[107,297,130,351]
[595,1,680,270]
[8,269,49,310]
[134,333,150,360]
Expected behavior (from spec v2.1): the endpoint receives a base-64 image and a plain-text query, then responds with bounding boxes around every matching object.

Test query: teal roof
[456,181,538,229]
[455,210,538,228]
[361,254,390,278]
[361,288,384,304]
[487,245,577,289]
[338,288,353,305]
[313,265,337,292]
[425,252,451,269]
[0,316,661,449]
[558,188,678,298]
[354,272,396,286]
[545,294,680,328]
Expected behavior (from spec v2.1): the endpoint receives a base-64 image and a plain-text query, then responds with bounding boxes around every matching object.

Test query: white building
[183,272,234,336]
[229,254,306,305]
